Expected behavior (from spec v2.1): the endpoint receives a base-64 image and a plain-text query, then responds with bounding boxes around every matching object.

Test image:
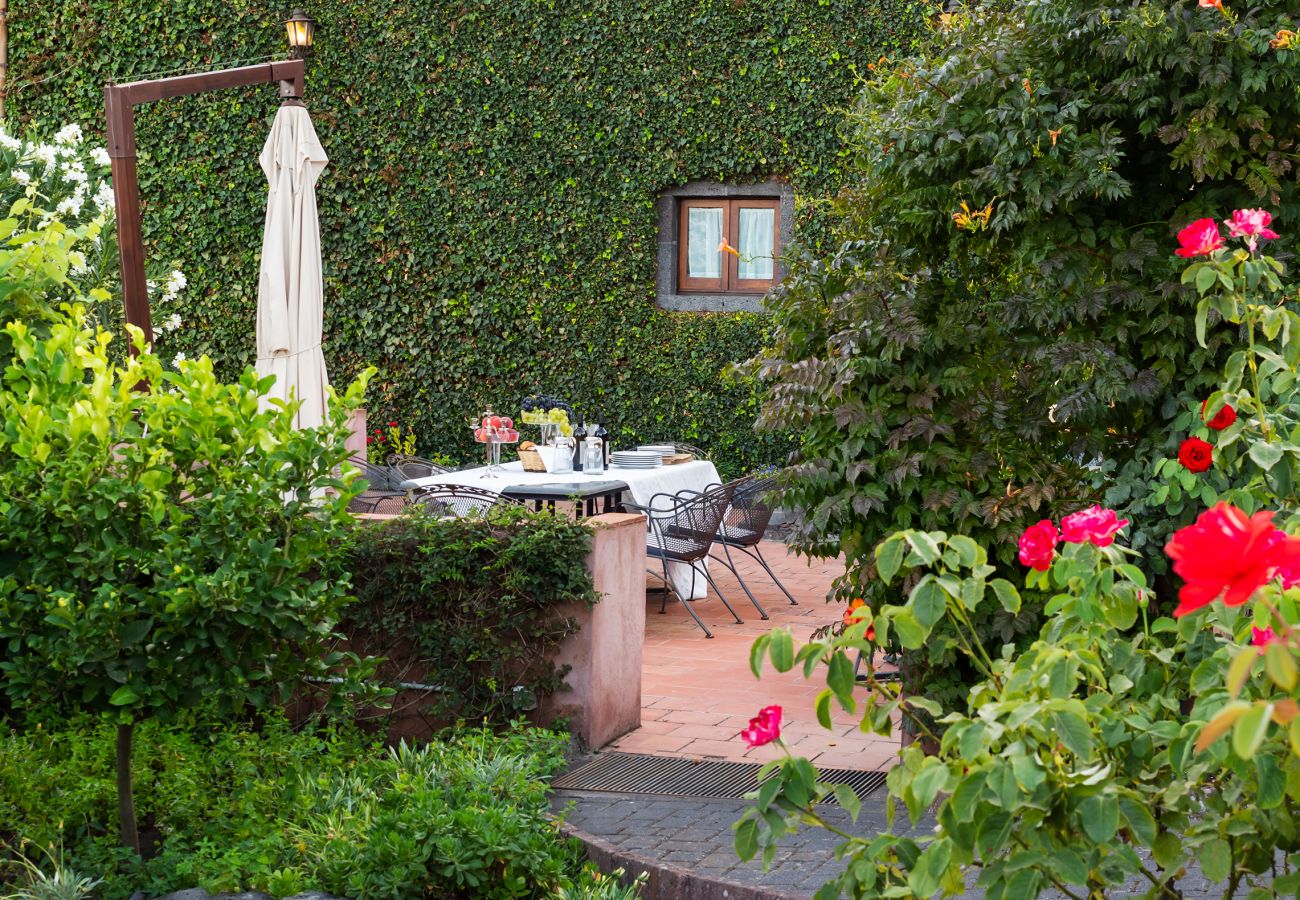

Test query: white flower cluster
[54,123,83,145]
[152,269,188,337]
[0,122,115,220]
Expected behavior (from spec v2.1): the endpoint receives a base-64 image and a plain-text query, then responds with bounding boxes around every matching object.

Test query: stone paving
[560,540,1249,898]
[609,539,900,770]
[552,787,1242,899]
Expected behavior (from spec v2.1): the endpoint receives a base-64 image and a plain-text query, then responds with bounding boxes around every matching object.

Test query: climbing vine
[10,0,926,474]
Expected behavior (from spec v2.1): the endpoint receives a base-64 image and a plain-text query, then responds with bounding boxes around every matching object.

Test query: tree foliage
[749,0,1300,607]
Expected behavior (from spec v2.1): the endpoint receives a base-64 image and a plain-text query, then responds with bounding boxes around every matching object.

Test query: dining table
[400,458,723,599]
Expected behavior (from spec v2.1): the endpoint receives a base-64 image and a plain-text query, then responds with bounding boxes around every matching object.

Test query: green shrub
[0,714,583,900]
[0,193,375,849]
[341,505,598,724]
[11,0,929,477]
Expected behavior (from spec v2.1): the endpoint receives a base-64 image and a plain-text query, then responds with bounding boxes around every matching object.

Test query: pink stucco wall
[544,512,647,748]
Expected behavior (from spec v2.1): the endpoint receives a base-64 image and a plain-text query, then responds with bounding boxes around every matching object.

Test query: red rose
[1060,505,1129,548]
[1178,436,1213,472]
[1018,519,1059,571]
[1175,218,1225,258]
[388,421,399,427]
[1165,504,1300,616]
[1201,399,1237,431]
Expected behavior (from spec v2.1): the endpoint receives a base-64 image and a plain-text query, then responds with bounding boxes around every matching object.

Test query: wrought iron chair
[347,492,410,515]
[623,483,742,638]
[386,452,453,482]
[409,484,522,518]
[711,472,797,608]
[346,457,408,514]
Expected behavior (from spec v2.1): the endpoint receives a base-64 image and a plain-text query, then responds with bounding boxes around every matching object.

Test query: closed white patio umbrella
[255,102,330,429]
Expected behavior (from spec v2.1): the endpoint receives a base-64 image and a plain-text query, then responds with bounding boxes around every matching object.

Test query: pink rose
[1251,626,1280,654]
[1175,218,1225,258]
[1060,505,1130,548]
[740,705,782,748]
[1225,208,1280,253]
[1018,519,1060,571]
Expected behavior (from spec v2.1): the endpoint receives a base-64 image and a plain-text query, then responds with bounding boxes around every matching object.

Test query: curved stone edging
[558,821,805,900]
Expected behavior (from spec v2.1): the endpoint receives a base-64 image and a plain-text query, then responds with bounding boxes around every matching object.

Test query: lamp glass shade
[285,10,314,50]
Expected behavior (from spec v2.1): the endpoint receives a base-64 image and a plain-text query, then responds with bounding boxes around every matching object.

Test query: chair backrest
[348,457,399,492]
[410,484,522,518]
[652,482,734,563]
[721,473,777,545]
[386,453,452,481]
[348,492,409,515]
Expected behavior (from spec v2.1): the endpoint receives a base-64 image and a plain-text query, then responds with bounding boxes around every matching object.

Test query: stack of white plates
[637,444,676,457]
[612,450,663,468]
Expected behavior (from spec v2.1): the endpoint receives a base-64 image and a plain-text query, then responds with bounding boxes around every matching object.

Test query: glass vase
[481,439,504,478]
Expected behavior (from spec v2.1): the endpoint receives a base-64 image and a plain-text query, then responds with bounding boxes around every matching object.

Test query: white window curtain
[687,207,723,278]
[737,208,775,279]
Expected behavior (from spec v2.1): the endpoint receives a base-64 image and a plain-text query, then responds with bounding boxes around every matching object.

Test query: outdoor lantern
[284,9,315,57]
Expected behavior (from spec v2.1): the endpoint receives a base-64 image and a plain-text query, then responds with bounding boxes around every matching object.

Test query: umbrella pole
[104,60,306,367]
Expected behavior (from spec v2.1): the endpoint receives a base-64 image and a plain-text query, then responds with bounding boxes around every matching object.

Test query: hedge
[339,505,599,727]
[11,0,925,476]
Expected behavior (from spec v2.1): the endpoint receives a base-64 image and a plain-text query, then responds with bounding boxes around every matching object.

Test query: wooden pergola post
[105,59,306,350]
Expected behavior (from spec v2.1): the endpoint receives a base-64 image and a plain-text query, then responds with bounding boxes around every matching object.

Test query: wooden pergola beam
[105,59,306,350]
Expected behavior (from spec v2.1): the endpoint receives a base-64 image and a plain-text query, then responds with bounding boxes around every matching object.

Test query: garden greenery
[12,0,927,475]
[744,0,1300,708]
[0,713,615,900]
[737,213,1300,895]
[0,190,376,851]
[340,506,598,725]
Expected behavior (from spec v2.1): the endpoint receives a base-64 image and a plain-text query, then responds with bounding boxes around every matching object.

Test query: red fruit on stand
[489,415,503,428]
[502,416,514,429]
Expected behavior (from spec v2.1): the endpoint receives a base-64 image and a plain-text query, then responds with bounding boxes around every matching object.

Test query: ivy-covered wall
[12,0,925,474]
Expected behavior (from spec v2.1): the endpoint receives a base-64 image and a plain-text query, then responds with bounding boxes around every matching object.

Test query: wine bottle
[592,417,610,466]
[571,417,588,472]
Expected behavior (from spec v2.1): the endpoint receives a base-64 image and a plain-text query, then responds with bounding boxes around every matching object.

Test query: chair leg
[678,563,712,637]
[700,563,743,624]
[747,543,798,606]
[711,542,768,620]
[658,556,673,614]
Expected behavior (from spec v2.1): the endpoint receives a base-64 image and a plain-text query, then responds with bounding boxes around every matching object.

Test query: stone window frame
[655,180,794,312]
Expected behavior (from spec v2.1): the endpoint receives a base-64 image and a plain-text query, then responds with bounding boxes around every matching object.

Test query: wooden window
[677,197,780,294]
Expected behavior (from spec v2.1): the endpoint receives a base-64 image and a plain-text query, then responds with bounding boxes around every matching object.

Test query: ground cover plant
[340,505,599,726]
[11,0,928,476]
[0,712,602,900]
[744,0,1300,709]
[736,212,1300,896]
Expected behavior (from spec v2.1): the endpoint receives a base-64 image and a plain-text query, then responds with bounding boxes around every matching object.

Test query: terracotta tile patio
[607,540,902,771]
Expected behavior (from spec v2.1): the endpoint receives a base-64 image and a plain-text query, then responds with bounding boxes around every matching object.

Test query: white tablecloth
[404,459,722,599]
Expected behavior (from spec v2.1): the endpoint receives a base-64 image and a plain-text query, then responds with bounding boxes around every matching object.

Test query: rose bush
[735,209,1300,896]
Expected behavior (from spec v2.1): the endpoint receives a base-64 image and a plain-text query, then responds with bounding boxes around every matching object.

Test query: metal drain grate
[552,752,888,804]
